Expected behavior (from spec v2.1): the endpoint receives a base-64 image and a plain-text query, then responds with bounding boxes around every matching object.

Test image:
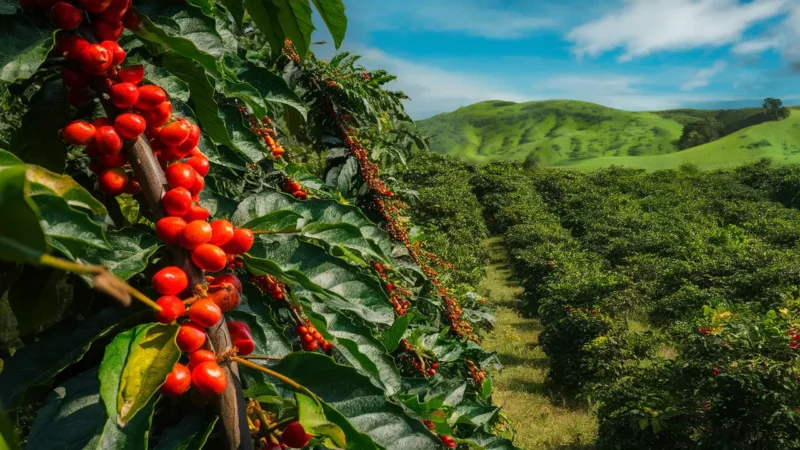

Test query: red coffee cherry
[99,40,126,66]
[160,120,192,147]
[92,117,113,128]
[154,295,185,323]
[281,422,310,449]
[93,126,123,154]
[50,2,83,30]
[121,9,140,30]
[159,363,191,398]
[98,168,128,196]
[191,361,227,395]
[165,163,197,190]
[188,349,216,370]
[192,244,227,272]
[61,67,89,89]
[188,299,222,328]
[155,216,187,245]
[93,20,124,42]
[186,151,209,177]
[221,228,254,255]
[79,0,112,14]
[208,220,234,246]
[135,85,167,110]
[322,341,333,352]
[57,35,89,60]
[207,282,240,312]
[189,172,205,196]
[152,266,188,295]
[109,82,139,108]
[180,220,212,250]
[440,435,456,448]
[285,180,302,192]
[98,0,129,21]
[161,187,192,217]
[115,113,147,140]
[61,121,95,146]
[183,204,210,222]
[208,273,243,293]
[227,321,254,355]
[118,65,144,84]
[85,142,100,158]
[302,340,318,351]
[176,321,206,353]
[123,178,142,195]
[79,44,113,75]
[176,122,201,153]
[142,101,172,127]
[99,151,127,168]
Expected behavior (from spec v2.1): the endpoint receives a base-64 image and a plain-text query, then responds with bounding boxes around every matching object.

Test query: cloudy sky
[312,0,800,119]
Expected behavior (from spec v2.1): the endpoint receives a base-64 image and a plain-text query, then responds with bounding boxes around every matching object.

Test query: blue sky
[313,0,800,119]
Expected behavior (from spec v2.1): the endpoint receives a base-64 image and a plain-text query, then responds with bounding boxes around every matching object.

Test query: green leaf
[9,79,70,173]
[80,228,161,280]
[98,323,181,425]
[272,353,441,450]
[219,102,267,163]
[245,235,394,325]
[26,369,157,450]
[296,392,347,447]
[153,410,218,450]
[220,0,246,26]
[245,0,285,59]
[0,402,19,450]
[311,0,347,48]
[462,431,520,450]
[274,0,315,60]
[308,302,402,395]
[382,312,413,352]
[0,15,53,82]
[26,164,107,216]
[8,266,69,336]
[235,62,307,119]
[219,79,268,120]
[0,164,46,264]
[451,402,500,427]
[34,194,110,259]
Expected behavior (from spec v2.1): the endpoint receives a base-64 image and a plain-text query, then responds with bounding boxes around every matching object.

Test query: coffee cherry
[440,435,456,448]
[281,422,310,449]
[176,122,201,153]
[176,321,206,353]
[159,363,191,397]
[207,282,240,312]
[135,85,167,111]
[51,2,83,30]
[227,321,252,341]
[302,340,318,351]
[79,0,112,13]
[183,204,210,222]
[285,180,302,192]
[160,145,187,163]
[142,101,172,127]
[161,187,192,217]
[160,120,192,146]
[180,220,212,250]
[98,0,129,21]
[165,163,197,190]
[61,121,95,146]
[188,299,222,328]
[188,349,216,369]
[231,329,254,355]
[191,244,227,272]
[93,126,123,154]
[97,168,128,196]
[301,333,313,343]
[92,117,113,128]
[99,40,126,66]
[208,220,234,246]
[186,151,209,176]
[99,151,127,168]
[79,44,112,75]
[152,266,188,295]
[221,228,254,255]
[115,113,146,140]
[323,341,333,352]
[93,20,124,42]
[118,65,144,84]
[208,273,243,293]
[57,35,89,60]
[189,172,205,196]
[109,82,139,108]
[154,295,185,323]
[191,361,227,395]
[61,67,89,89]
[123,178,141,195]
[296,325,308,335]
[121,9,140,30]
[155,216,187,245]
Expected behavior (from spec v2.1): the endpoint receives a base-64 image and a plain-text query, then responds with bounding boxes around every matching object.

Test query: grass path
[479,237,597,449]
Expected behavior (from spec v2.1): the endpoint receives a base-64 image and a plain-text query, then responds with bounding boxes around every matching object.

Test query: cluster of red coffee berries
[466,359,486,385]
[283,177,308,199]
[398,339,438,377]
[253,274,285,301]
[296,323,332,353]
[373,263,413,316]
[697,327,712,335]
[787,328,800,349]
[342,130,393,198]
[247,400,312,449]
[23,0,140,35]
[240,109,286,160]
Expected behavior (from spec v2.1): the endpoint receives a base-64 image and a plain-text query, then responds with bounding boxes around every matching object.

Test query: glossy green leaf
[245,0,285,58]
[463,431,520,450]
[273,353,441,449]
[0,15,53,82]
[220,79,268,119]
[382,312,413,352]
[9,79,70,173]
[0,164,46,264]
[99,323,180,425]
[26,164,107,216]
[311,0,347,48]
[79,228,161,280]
[8,266,69,336]
[451,402,500,426]
[34,195,110,259]
[245,235,394,325]
[0,404,19,450]
[219,102,267,163]
[235,62,307,118]
[274,0,315,60]
[296,392,347,447]
[220,0,246,26]
[153,410,218,450]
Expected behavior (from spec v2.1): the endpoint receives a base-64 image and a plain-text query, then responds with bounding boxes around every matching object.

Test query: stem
[125,284,162,311]
[39,254,102,275]
[241,355,283,361]
[266,416,295,432]
[231,356,319,402]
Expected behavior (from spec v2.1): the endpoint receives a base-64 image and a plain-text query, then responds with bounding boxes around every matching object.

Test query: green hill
[418,100,685,164]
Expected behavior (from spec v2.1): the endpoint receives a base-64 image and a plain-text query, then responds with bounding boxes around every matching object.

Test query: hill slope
[418,100,684,164]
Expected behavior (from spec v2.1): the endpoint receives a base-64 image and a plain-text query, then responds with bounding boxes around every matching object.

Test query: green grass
[418,100,684,164]
[480,238,597,449]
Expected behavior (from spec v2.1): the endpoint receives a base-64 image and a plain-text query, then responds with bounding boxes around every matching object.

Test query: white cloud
[681,60,728,90]
[535,74,688,110]
[732,36,783,55]
[568,0,789,61]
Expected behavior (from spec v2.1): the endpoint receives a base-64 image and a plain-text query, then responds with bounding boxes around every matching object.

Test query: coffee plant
[0,1,515,449]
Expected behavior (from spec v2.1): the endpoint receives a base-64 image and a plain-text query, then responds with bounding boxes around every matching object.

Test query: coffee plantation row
[0,1,515,449]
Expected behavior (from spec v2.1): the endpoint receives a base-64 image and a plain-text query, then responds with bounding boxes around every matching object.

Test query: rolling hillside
[418,99,791,169]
